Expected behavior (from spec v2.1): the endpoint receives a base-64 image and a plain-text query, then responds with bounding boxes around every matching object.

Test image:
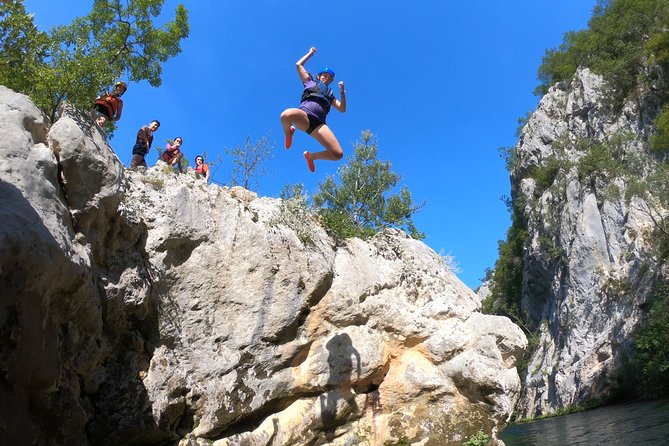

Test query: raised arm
[296,47,316,83]
[332,81,347,112]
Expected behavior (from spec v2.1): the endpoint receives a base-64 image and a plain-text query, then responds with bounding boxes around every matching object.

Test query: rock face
[0,85,526,446]
[510,68,664,417]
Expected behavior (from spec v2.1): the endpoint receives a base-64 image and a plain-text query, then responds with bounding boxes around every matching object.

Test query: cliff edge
[0,86,526,446]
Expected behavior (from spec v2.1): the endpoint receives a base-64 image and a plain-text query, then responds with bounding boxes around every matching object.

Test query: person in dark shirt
[130,120,160,168]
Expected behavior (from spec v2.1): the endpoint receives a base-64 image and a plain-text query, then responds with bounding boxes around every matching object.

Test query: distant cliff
[0,86,526,446]
[495,68,667,418]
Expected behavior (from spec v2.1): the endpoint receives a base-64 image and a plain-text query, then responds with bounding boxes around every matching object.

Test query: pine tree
[313,130,425,240]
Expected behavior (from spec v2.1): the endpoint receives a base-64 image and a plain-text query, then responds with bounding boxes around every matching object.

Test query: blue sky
[25,0,596,289]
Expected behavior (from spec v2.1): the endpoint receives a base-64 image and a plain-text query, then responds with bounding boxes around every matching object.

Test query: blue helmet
[319,67,335,79]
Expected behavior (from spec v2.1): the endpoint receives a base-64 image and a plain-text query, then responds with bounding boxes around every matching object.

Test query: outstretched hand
[338,81,345,90]
[309,47,317,55]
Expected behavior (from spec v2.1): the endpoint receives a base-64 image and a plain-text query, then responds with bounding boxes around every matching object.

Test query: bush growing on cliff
[271,183,316,245]
[651,104,669,152]
[462,430,490,446]
[0,0,189,122]
[482,197,528,328]
[313,131,425,240]
[535,0,669,99]
[634,283,669,395]
[225,134,274,191]
[535,0,669,150]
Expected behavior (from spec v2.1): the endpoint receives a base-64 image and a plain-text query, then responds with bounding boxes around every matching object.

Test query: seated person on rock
[160,136,184,173]
[193,155,210,182]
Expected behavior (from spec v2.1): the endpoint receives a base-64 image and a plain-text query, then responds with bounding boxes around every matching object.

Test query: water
[500,399,669,446]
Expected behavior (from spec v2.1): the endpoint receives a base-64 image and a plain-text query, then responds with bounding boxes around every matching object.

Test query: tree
[225,134,274,190]
[0,0,189,122]
[535,0,669,100]
[0,1,50,96]
[313,130,425,240]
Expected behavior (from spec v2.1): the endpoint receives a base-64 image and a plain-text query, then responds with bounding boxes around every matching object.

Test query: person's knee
[280,109,292,121]
[332,148,344,160]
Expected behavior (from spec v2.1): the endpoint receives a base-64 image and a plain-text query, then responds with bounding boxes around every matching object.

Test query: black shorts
[305,113,325,135]
[132,143,147,157]
[94,103,112,119]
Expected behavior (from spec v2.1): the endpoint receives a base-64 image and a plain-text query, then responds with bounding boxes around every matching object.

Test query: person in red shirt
[93,81,127,127]
[160,136,184,172]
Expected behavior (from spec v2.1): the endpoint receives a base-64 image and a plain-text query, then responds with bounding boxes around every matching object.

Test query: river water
[500,399,669,445]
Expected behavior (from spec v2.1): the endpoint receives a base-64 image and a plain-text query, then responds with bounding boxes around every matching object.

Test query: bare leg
[96,115,109,127]
[280,108,310,148]
[306,124,344,161]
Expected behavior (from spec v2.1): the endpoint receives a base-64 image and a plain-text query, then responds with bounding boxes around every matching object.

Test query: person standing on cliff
[280,47,347,172]
[93,81,127,127]
[130,120,160,168]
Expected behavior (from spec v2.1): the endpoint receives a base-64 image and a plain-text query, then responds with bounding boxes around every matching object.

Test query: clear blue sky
[25,0,596,289]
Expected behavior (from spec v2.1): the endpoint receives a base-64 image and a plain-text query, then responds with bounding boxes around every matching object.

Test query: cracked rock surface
[0,86,526,446]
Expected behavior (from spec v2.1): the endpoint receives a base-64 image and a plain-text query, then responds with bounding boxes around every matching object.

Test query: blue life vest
[301,74,334,113]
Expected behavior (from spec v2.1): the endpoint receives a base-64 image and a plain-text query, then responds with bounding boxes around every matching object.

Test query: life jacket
[300,76,334,114]
[95,93,122,119]
[195,163,209,176]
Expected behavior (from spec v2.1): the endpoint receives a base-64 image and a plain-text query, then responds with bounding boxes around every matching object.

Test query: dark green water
[500,399,669,446]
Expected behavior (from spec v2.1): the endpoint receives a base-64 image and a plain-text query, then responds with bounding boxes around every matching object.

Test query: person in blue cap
[280,47,347,172]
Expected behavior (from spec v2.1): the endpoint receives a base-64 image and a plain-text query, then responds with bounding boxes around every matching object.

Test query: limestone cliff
[0,86,526,446]
[506,68,665,417]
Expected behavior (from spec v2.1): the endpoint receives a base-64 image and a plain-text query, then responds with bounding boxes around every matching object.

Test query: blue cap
[319,67,335,79]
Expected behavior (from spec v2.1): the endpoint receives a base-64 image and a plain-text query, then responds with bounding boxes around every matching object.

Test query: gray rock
[0,86,526,445]
[509,68,662,417]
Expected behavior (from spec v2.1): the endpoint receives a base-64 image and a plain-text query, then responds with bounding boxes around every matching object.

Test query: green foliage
[225,134,274,191]
[0,1,50,98]
[383,437,411,446]
[576,140,619,181]
[528,156,562,193]
[498,145,518,173]
[535,0,669,103]
[463,430,490,446]
[313,130,425,240]
[482,198,528,326]
[0,0,189,122]
[634,283,669,395]
[270,183,315,245]
[515,111,534,137]
[575,132,635,183]
[651,105,669,152]
[535,30,589,96]
[515,400,598,423]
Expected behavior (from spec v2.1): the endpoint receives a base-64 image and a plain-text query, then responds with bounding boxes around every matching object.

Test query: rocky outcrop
[0,85,526,446]
[509,68,665,417]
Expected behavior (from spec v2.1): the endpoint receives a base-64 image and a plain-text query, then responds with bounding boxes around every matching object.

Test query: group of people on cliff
[93,81,210,181]
[92,47,346,181]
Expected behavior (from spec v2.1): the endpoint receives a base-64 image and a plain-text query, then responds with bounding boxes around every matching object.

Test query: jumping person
[280,47,347,172]
[130,120,160,168]
[160,136,184,172]
[93,81,127,127]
